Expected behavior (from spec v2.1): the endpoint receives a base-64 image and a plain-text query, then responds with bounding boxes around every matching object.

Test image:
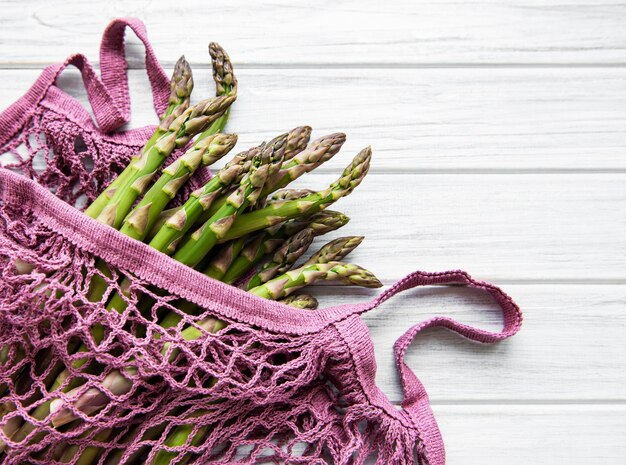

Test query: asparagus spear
[202,237,247,281]
[279,294,319,310]
[261,132,346,197]
[201,143,304,282]
[95,94,236,229]
[104,145,275,316]
[93,139,280,322]
[268,188,315,203]
[47,318,225,429]
[245,228,315,289]
[209,42,238,98]
[303,236,364,266]
[195,42,239,143]
[44,140,287,428]
[205,207,314,284]
[84,56,194,219]
[86,132,241,314]
[142,126,310,241]
[166,55,195,114]
[249,261,382,300]
[119,133,237,240]
[219,146,372,242]
[172,136,286,268]
[148,169,241,255]
[84,50,238,303]
[10,147,255,443]
[149,138,265,241]
[148,416,208,465]
[221,210,350,284]
[283,125,312,161]
[1,49,236,453]
[196,130,342,226]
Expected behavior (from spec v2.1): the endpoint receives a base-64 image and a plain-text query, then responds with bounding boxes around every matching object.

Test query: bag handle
[98,17,171,124]
[0,18,169,145]
[363,270,522,465]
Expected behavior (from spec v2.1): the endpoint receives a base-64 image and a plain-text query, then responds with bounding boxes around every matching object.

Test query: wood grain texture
[0,1,624,461]
[309,285,626,403]
[2,1,626,66]
[436,404,626,465]
[285,172,625,282]
[2,68,626,170]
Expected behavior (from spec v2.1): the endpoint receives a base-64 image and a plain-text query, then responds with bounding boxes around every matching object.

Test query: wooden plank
[0,69,623,282]
[280,172,625,282]
[308,285,626,403]
[2,1,626,66]
[434,404,626,465]
[2,67,626,170]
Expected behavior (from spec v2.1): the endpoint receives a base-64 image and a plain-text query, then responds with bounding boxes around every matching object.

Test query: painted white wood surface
[3,0,626,66]
[308,285,626,403]
[6,68,626,170]
[436,405,626,465]
[1,2,625,463]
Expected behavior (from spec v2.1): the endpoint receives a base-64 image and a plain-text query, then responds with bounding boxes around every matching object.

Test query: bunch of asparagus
[0,43,380,464]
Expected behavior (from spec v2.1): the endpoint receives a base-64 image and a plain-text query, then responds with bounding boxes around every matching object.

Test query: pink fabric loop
[0,18,524,462]
[99,17,171,122]
[388,271,522,406]
[0,17,168,144]
[373,270,523,465]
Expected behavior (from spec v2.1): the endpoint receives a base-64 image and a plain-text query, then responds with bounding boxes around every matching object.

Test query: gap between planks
[3,62,626,70]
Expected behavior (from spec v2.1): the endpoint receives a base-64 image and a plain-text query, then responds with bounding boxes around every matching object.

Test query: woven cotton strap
[0,17,169,146]
[362,270,523,465]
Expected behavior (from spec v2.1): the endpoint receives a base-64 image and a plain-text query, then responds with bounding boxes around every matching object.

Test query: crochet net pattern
[0,191,426,464]
[0,17,522,465]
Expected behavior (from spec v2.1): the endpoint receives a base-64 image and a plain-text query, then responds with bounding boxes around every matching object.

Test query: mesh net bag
[0,18,523,465]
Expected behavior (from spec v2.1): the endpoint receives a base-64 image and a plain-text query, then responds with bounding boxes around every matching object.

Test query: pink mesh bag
[0,18,523,465]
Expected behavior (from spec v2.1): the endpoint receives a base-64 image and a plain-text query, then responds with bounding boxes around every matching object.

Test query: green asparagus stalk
[201,237,248,281]
[219,146,372,243]
[148,415,208,465]
[166,56,195,113]
[221,210,349,284]
[103,146,272,318]
[261,132,346,197]
[103,139,285,324]
[249,261,382,300]
[149,145,262,255]
[0,46,238,454]
[279,294,319,310]
[3,148,367,448]
[268,188,315,203]
[84,50,238,301]
[85,143,272,331]
[201,146,308,282]
[172,136,286,268]
[86,133,240,321]
[283,125,312,161]
[95,94,236,229]
[195,130,341,227]
[44,141,287,428]
[245,228,315,289]
[303,236,364,266]
[146,138,264,242]
[7,142,250,446]
[56,420,115,465]
[209,42,238,98]
[84,56,194,219]
[47,318,225,429]
[195,42,239,142]
[143,126,311,242]
[119,133,237,240]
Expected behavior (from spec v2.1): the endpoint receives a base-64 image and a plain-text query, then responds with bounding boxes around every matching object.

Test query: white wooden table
[1,1,625,463]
